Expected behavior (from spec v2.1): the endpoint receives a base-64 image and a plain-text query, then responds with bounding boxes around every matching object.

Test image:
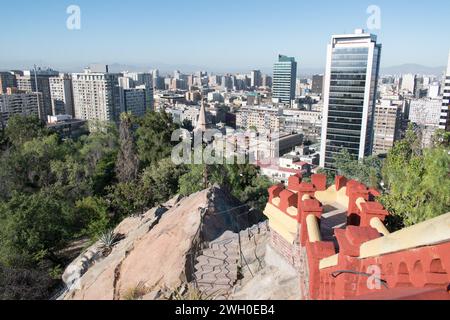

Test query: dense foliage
[331,126,450,231]
[0,112,270,299]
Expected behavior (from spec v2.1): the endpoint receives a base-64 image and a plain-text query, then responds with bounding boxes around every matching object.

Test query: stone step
[195,262,238,274]
[196,276,235,286]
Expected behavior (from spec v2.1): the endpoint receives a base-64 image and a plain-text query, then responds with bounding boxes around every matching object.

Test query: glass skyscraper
[320,29,382,170]
[272,55,297,105]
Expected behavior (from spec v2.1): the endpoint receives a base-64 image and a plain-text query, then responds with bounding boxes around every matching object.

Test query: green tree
[380,127,450,229]
[5,115,48,147]
[316,168,336,186]
[334,149,383,188]
[0,191,72,265]
[106,181,150,220]
[136,111,178,167]
[141,158,188,205]
[181,119,194,131]
[116,113,139,183]
[74,197,110,240]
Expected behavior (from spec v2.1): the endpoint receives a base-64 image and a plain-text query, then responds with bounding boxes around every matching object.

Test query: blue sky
[1,0,449,72]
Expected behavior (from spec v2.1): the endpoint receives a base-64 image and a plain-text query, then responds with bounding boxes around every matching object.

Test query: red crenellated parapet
[268,184,284,203]
[299,199,323,246]
[296,182,316,210]
[311,174,327,191]
[359,202,389,227]
[347,184,370,224]
[335,175,347,191]
[279,189,298,214]
[288,173,302,191]
[318,241,450,300]
[264,175,450,301]
[334,226,381,257]
[306,241,336,300]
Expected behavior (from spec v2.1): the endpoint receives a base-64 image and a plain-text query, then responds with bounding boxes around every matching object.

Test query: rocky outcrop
[61,186,259,300]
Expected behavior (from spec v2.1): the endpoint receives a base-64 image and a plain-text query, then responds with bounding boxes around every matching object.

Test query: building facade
[373,99,402,155]
[16,69,59,120]
[72,69,123,122]
[272,55,297,105]
[0,72,16,94]
[282,109,322,142]
[311,74,324,95]
[320,29,382,170]
[409,98,443,127]
[122,88,150,117]
[49,73,74,116]
[440,52,450,131]
[236,105,282,132]
[0,90,43,125]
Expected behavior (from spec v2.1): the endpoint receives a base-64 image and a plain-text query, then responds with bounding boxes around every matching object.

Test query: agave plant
[98,230,118,256]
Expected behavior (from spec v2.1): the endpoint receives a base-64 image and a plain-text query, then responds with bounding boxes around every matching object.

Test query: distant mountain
[381,64,446,76]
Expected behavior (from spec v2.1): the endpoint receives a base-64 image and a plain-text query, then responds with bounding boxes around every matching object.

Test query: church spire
[195,96,207,132]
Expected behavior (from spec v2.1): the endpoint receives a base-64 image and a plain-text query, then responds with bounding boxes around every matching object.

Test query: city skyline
[1,0,449,73]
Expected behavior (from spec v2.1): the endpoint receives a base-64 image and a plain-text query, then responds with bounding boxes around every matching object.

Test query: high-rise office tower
[440,52,450,131]
[311,74,324,95]
[49,74,74,116]
[272,55,297,105]
[320,29,382,170]
[72,67,123,122]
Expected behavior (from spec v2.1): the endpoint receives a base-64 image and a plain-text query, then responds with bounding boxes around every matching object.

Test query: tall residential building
[272,55,297,105]
[122,88,150,118]
[262,74,272,88]
[49,74,74,116]
[0,72,16,94]
[320,29,382,170]
[16,68,59,120]
[440,52,450,131]
[311,74,324,95]
[0,89,43,125]
[72,68,123,122]
[373,100,402,155]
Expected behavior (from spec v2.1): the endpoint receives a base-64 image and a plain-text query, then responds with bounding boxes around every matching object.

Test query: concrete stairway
[194,221,269,299]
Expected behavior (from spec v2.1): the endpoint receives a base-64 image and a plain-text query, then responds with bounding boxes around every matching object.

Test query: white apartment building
[72,69,123,122]
[49,74,74,116]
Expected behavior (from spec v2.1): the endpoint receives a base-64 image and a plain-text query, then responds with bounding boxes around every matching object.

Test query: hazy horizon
[1,0,449,74]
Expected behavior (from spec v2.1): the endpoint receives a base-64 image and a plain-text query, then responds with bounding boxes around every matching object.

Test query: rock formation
[60,185,291,300]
